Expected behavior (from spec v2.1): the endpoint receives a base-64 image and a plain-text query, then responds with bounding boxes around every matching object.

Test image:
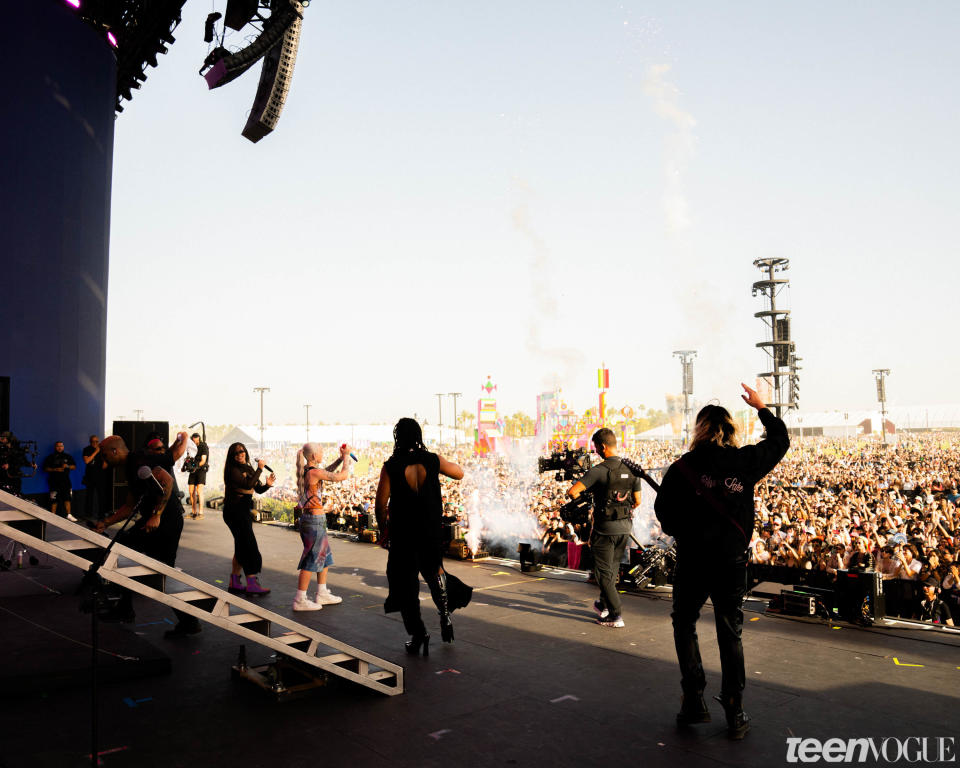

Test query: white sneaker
[314,587,342,606]
[66,513,78,522]
[292,596,322,612]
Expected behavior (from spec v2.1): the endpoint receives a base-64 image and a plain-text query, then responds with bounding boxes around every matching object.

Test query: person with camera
[94,432,199,636]
[0,431,36,494]
[654,383,789,740]
[43,440,78,521]
[567,428,643,628]
[186,432,209,520]
[916,578,954,626]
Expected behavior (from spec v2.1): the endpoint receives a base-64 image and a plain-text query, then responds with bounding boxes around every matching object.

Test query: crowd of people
[13,427,960,625]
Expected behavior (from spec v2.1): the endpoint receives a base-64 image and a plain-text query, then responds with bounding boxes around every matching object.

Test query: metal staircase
[0,488,402,696]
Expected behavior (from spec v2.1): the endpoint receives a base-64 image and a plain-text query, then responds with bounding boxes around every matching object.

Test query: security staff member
[655,383,789,740]
[568,428,642,628]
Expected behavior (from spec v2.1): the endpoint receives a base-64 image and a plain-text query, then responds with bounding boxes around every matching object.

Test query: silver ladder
[0,488,402,696]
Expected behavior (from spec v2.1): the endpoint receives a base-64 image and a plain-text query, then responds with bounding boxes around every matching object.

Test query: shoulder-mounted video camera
[181,455,200,473]
[537,447,593,482]
[0,436,38,478]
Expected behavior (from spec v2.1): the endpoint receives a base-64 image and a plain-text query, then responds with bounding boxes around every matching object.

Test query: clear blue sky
[106,1,960,427]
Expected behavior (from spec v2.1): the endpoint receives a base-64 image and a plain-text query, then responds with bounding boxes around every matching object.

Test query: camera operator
[0,431,36,494]
[94,432,199,637]
[186,432,209,520]
[654,383,789,740]
[567,428,642,628]
[43,440,78,521]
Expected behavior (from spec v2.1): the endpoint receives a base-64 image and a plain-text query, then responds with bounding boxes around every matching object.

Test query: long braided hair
[391,418,426,458]
[296,442,321,499]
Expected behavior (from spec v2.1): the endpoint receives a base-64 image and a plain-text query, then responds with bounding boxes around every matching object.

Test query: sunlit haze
[105,1,960,429]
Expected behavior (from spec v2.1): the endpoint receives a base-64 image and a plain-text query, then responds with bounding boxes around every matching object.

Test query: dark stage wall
[0,1,116,492]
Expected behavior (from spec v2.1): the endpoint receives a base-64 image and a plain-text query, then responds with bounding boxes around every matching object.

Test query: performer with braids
[222,442,276,595]
[375,417,471,656]
[291,442,352,611]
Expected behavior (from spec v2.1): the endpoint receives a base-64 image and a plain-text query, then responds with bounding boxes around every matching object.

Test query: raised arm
[438,455,464,480]
[169,431,189,462]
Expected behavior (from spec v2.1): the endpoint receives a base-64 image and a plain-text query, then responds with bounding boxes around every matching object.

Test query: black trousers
[671,551,748,701]
[385,544,443,637]
[591,531,630,618]
[116,513,196,627]
[222,497,263,575]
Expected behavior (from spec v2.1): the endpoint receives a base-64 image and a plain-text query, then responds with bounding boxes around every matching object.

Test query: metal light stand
[77,494,149,768]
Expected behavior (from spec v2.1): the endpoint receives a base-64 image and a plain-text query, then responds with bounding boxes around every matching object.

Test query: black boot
[405,633,430,657]
[676,691,711,725]
[714,694,750,740]
[437,571,454,643]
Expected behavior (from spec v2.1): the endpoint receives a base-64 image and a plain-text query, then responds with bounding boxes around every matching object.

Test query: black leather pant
[671,550,748,701]
[386,545,444,637]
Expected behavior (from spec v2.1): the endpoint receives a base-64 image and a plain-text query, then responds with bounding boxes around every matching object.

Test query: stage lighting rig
[200,0,307,143]
[71,0,185,113]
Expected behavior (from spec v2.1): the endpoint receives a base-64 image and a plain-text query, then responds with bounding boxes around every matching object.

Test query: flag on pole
[597,368,609,389]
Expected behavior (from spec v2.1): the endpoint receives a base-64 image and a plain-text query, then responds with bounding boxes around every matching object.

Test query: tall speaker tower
[752,259,797,418]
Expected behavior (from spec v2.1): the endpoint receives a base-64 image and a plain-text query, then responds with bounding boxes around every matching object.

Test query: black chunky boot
[676,691,711,725]
[714,694,750,740]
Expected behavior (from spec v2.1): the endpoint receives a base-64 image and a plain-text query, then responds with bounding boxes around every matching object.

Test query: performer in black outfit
[95,432,200,637]
[187,432,209,519]
[222,442,275,595]
[567,428,642,628]
[655,383,789,739]
[375,418,471,655]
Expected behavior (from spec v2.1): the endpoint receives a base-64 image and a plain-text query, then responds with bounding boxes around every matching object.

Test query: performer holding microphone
[291,442,352,611]
[654,383,789,739]
[223,443,276,595]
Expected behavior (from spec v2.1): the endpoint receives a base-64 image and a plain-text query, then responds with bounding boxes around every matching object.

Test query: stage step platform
[0,489,403,696]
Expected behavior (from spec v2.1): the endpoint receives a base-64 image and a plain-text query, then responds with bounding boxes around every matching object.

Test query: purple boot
[228,574,245,593]
[245,575,270,595]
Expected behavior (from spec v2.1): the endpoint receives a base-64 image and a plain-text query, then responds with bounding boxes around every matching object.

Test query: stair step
[319,653,355,665]
[171,590,216,605]
[367,671,396,682]
[115,565,157,578]
[226,613,271,634]
[54,539,103,552]
[0,510,32,522]
[276,633,311,646]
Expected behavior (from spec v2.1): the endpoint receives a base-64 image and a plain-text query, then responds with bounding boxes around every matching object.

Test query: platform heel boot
[437,570,454,643]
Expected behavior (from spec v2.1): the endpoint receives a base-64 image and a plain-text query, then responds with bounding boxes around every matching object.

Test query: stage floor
[2,513,959,767]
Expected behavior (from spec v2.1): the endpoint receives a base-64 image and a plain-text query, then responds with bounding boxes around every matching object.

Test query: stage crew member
[655,383,789,739]
[567,428,642,628]
[95,432,200,637]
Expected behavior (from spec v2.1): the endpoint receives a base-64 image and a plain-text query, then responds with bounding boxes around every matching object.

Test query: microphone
[255,460,275,473]
[137,465,164,493]
[341,444,359,462]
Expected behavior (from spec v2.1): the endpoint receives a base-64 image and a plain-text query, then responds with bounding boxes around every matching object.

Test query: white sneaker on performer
[314,586,342,605]
[292,596,322,612]
[67,513,78,522]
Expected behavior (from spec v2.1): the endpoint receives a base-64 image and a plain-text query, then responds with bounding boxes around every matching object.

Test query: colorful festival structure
[474,376,504,454]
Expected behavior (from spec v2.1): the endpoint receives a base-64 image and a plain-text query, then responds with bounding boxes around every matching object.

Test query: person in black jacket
[655,383,789,739]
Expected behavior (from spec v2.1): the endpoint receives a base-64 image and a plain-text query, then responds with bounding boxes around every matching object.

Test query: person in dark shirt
[81,435,104,520]
[917,579,955,626]
[222,442,276,595]
[95,432,197,636]
[655,383,789,739]
[187,433,209,520]
[43,441,77,521]
[567,428,643,628]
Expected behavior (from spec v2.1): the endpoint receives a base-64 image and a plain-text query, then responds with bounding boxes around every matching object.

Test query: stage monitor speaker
[836,570,885,625]
[242,0,303,142]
